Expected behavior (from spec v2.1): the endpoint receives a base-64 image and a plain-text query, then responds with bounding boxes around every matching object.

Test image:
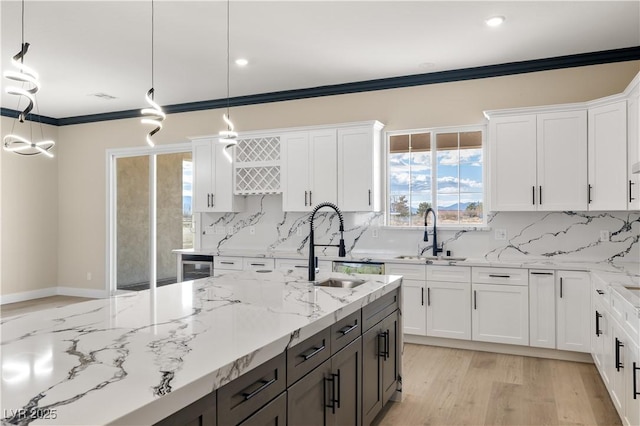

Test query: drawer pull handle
[633,362,639,399]
[615,337,624,372]
[530,272,553,275]
[324,372,340,413]
[595,311,602,336]
[474,290,477,310]
[220,261,235,265]
[250,263,266,266]
[596,289,605,295]
[339,323,359,336]
[242,378,276,401]
[304,190,308,207]
[489,274,511,278]
[294,265,308,269]
[560,277,563,299]
[630,180,635,203]
[427,288,431,306]
[301,344,326,361]
[588,184,592,204]
[532,186,536,205]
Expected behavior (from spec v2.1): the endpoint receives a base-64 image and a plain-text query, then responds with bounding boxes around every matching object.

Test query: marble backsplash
[198,195,639,264]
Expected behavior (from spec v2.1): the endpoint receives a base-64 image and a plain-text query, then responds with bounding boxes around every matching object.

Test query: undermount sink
[314,278,366,289]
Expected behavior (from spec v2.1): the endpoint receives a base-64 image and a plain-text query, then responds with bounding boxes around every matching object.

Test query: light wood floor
[0,295,91,319]
[1,298,620,425]
[375,344,621,426]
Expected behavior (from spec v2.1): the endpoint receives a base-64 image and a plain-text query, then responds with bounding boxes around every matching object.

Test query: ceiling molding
[3,46,639,127]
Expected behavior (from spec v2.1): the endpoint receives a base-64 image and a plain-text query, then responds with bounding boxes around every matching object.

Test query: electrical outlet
[600,230,610,242]
[372,228,379,238]
[494,229,507,240]
[86,272,92,281]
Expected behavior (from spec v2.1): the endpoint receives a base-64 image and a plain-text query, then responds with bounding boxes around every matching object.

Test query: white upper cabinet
[536,110,588,211]
[626,81,640,210]
[588,100,628,211]
[488,110,587,212]
[337,122,384,212]
[192,138,245,213]
[489,114,537,211]
[282,129,337,211]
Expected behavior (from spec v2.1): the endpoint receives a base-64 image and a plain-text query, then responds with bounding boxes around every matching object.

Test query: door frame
[106,143,191,295]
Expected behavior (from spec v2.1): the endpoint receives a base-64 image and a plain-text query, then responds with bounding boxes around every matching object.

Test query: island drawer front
[217,352,286,426]
[237,391,286,426]
[287,327,332,386]
[215,256,243,270]
[427,265,471,283]
[155,389,217,426]
[362,289,399,331]
[243,257,275,271]
[385,263,426,280]
[472,267,528,286]
[331,309,362,354]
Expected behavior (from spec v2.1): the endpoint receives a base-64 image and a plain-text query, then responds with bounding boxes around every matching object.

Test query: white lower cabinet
[529,270,556,349]
[556,270,591,353]
[623,338,640,426]
[426,266,471,340]
[386,263,426,336]
[472,282,529,346]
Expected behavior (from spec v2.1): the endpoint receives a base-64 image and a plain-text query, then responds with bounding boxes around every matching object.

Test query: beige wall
[3,61,639,295]
[1,116,59,295]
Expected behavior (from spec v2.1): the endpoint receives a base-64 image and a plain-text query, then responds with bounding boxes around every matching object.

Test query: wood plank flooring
[374,344,621,426]
[1,298,620,425]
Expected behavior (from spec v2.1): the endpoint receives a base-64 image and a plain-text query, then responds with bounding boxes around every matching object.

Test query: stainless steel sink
[314,278,366,289]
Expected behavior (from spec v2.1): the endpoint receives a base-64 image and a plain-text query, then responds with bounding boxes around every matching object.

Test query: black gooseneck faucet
[423,207,443,257]
[308,202,346,281]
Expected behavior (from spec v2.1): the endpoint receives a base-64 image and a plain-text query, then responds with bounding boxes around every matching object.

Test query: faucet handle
[314,256,319,274]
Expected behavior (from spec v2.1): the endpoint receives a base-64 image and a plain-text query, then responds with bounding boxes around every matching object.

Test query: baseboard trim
[404,334,594,363]
[1,286,107,305]
[0,287,58,305]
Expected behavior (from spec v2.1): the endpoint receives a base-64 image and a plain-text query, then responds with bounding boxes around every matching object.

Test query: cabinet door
[402,279,426,335]
[212,143,244,212]
[426,281,471,340]
[381,311,399,406]
[155,391,216,426]
[627,89,640,210]
[309,129,338,208]
[362,325,383,425]
[529,271,556,349]
[337,125,380,212]
[282,132,311,211]
[489,115,537,211]
[556,271,591,353]
[330,338,362,426]
[193,139,215,213]
[536,110,588,211]
[624,339,640,426]
[591,299,607,377]
[472,283,529,346]
[287,358,332,426]
[588,101,628,211]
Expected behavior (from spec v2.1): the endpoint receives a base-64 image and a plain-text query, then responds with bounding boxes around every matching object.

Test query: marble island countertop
[0,270,401,425]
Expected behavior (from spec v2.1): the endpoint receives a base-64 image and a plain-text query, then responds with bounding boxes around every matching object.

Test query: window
[387,126,484,226]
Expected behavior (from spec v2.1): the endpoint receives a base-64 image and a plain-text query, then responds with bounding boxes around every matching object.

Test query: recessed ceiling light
[485,16,505,27]
[235,58,248,66]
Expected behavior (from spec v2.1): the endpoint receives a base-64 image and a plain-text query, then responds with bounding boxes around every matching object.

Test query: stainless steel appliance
[181,254,214,281]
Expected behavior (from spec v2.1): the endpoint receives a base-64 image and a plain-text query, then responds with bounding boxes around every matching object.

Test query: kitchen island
[1,269,402,425]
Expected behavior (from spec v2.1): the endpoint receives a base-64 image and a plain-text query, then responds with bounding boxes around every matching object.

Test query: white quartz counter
[0,270,401,425]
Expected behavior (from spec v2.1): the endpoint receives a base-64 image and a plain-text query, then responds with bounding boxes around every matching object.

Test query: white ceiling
[1,1,639,119]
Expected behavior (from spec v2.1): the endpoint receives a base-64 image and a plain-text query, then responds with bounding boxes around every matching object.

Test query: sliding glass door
[110,147,192,293]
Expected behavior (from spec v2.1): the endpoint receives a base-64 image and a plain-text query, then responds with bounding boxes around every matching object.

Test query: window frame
[384,124,487,229]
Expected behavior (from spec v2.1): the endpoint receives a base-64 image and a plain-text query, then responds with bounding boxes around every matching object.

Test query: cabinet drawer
[275,258,309,270]
[385,263,426,280]
[243,257,275,271]
[623,302,640,344]
[155,390,216,426]
[472,267,528,286]
[331,309,362,354]
[362,289,399,331]
[427,265,471,283]
[287,327,331,386]
[236,391,286,426]
[217,353,286,426]
[215,256,243,270]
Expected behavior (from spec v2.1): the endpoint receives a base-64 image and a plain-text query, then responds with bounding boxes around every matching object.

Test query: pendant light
[141,0,165,147]
[3,0,55,158]
[219,0,238,162]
